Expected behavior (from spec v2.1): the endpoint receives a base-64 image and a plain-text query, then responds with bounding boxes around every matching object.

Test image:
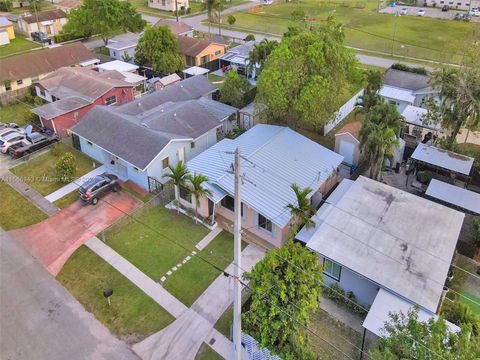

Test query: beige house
[0,17,15,46]
[181,124,343,249]
[148,0,189,12]
[177,36,226,67]
[18,9,67,38]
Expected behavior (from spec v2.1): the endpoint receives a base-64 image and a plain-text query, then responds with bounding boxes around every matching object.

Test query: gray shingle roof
[31,96,91,120]
[384,68,430,91]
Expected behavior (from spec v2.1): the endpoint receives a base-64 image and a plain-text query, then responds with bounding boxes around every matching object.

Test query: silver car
[0,132,28,153]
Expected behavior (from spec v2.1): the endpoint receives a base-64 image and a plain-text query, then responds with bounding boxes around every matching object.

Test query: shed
[334,121,362,166]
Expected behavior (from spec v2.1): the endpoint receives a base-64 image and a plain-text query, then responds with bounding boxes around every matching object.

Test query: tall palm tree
[186,173,212,223]
[203,0,218,35]
[162,160,189,215]
[216,0,225,36]
[286,184,316,231]
[247,39,278,76]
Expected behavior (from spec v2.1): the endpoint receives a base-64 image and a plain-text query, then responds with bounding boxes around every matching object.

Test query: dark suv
[79,174,120,205]
[31,31,51,44]
[9,132,58,158]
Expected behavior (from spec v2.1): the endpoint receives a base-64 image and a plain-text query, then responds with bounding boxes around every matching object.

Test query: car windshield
[80,176,104,192]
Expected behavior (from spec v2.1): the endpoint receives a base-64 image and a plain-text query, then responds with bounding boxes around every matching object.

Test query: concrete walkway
[86,237,188,318]
[45,165,107,203]
[195,227,222,251]
[0,169,59,216]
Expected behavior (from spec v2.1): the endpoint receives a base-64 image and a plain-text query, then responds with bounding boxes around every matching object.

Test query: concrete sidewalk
[195,227,222,250]
[45,165,107,203]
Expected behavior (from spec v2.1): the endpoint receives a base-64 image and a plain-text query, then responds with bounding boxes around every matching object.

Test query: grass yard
[10,143,98,196]
[57,246,174,343]
[105,205,209,281]
[207,74,225,84]
[0,102,34,127]
[0,180,48,230]
[459,290,480,316]
[10,1,56,14]
[163,231,245,307]
[53,191,80,209]
[221,0,479,63]
[0,35,41,58]
[195,343,223,360]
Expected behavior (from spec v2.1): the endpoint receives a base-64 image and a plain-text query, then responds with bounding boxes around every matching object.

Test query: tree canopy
[219,71,251,108]
[134,26,185,74]
[61,0,146,45]
[247,39,278,75]
[256,17,362,129]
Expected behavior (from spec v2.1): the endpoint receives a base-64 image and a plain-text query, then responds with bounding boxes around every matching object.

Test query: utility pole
[232,147,242,360]
[175,0,179,22]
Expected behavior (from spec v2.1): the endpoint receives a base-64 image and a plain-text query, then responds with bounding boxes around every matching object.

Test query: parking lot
[381,5,480,22]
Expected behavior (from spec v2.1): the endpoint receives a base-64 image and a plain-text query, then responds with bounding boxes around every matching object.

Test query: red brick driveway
[8,192,142,275]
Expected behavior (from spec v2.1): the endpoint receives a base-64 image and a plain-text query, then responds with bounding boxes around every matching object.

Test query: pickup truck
[8,132,58,158]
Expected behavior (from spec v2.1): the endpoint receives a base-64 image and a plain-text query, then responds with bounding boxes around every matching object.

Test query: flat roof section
[411,143,474,176]
[426,179,480,214]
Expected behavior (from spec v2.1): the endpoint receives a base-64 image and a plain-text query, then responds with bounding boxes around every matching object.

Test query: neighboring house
[297,176,463,336]
[31,67,136,137]
[105,33,140,63]
[154,18,193,37]
[56,0,81,13]
[71,85,237,190]
[0,17,15,46]
[18,9,67,38]
[0,42,96,104]
[218,41,256,79]
[428,0,480,10]
[183,124,343,249]
[379,68,436,113]
[177,36,226,67]
[148,0,189,12]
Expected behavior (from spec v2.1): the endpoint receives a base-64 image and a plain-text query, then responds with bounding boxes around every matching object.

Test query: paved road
[0,229,138,360]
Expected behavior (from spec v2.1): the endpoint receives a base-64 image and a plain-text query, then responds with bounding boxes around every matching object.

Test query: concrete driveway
[8,191,142,275]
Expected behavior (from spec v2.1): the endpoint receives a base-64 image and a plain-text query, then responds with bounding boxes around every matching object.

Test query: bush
[53,32,82,43]
[391,63,428,75]
[0,0,12,11]
[56,152,77,183]
[324,283,367,314]
[444,301,480,335]
[244,34,255,41]
[227,14,236,26]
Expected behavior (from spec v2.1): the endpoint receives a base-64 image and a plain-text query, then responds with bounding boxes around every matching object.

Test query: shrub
[53,32,82,43]
[0,0,12,11]
[227,14,236,26]
[244,34,255,41]
[391,63,428,75]
[444,301,480,335]
[324,283,367,314]
[55,152,77,183]
[50,143,63,157]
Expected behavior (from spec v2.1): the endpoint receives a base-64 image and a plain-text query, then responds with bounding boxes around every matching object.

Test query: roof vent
[137,102,142,107]
[173,113,176,117]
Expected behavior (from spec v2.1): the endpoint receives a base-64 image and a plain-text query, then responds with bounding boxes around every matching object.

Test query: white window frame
[257,213,273,233]
[323,258,342,281]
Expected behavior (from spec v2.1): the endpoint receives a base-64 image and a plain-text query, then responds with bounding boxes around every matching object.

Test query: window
[162,0,165,5]
[258,213,272,232]
[87,141,93,146]
[221,195,243,215]
[162,157,169,169]
[105,95,117,105]
[16,79,23,85]
[200,55,209,64]
[214,50,222,56]
[179,185,191,202]
[134,167,139,172]
[5,83,11,91]
[113,51,117,57]
[323,259,341,281]
[39,88,46,97]
[190,141,195,149]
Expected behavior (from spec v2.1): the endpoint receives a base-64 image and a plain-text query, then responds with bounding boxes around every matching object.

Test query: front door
[208,199,214,216]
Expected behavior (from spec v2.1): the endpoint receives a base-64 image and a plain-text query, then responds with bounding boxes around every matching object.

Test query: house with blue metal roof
[181,124,344,248]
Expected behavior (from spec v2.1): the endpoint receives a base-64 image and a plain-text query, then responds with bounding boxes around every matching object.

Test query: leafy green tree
[247,38,278,75]
[0,0,13,12]
[162,161,189,215]
[444,301,480,336]
[219,71,250,108]
[286,184,316,232]
[29,0,42,12]
[121,52,133,63]
[135,26,185,74]
[365,100,403,135]
[256,17,361,130]
[227,14,236,26]
[186,173,212,223]
[290,7,306,23]
[244,34,255,41]
[370,308,480,360]
[56,152,77,183]
[243,240,323,359]
[61,0,146,45]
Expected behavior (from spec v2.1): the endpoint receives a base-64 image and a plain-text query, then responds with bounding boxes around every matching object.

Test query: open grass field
[0,35,41,59]
[0,102,34,126]
[57,245,174,343]
[221,0,479,63]
[0,179,47,230]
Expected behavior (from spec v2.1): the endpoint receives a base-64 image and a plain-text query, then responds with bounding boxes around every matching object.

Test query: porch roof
[401,105,440,131]
[411,143,474,176]
[379,85,415,103]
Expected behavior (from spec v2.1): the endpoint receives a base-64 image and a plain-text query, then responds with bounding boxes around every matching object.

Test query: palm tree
[216,0,225,36]
[203,0,218,35]
[186,173,212,223]
[286,184,316,231]
[247,39,278,76]
[162,160,189,214]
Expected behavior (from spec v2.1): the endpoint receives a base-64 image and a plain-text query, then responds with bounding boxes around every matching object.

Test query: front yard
[57,245,175,343]
[0,179,47,230]
[10,143,98,196]
[0,102,35,127]
[0,35,41,58]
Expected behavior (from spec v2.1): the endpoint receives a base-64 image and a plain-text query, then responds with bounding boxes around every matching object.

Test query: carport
[426,179,480,214]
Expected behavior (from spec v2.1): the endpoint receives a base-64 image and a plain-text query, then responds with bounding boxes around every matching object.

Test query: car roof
[82,175,106,188]
[4,132,24,140]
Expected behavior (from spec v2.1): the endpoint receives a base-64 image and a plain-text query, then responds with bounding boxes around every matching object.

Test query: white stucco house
[297,176,464,336]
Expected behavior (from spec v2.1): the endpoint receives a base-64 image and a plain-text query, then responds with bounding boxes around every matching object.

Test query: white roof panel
[363,289,460,337]
[183,66,210,76]
[426,179,480,214]
[306,176,464,312]
[411,143,474,176]
[97,60,139,73]
[379,85,415,103]
[401,105,440,130]
[120,71,146,84]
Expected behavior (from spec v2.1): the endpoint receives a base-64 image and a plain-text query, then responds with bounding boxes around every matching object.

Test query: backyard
[57,245,174,343]
[218,0,479,63]
[0,180,47,230]
[0,35,41,58]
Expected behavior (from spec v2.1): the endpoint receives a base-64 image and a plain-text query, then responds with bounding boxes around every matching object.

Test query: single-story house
[32,67,136,137]
[148,0,189,12]
[154,18,193,37]
[183,124,344,249]
[379,68,436,113]
[105,32,140,63]
[218,41,256,79]
[0,17,15,45]
[177,36,226,67]
[0,42,96,104]
[18,9,67,38]
[297,176,464,336]
[55,0,81,13]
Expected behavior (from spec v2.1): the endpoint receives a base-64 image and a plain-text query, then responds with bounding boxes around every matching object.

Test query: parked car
[417,8,426,16]
[0,122,19,129]
[441,5,449,11]
[79,174,120,205]
[0,132,28,153]
[0,127,23,140]
[469,8,480,16]
[454,13,463,20]
[30,31,51,44]
[8,132,58,158]
[400,7,408,15]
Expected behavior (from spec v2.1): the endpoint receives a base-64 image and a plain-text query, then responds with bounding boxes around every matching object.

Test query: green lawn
[53,191,80,209]
[220,0,478,63]
[10,143,98,196]
[57,246,174,342]
[0,102,34,127]
[105,206,209,281]
[207,74,225,84]
[195,343,223,360]
[459,290,480,316]
[0,180,48,230]
[10,1,56,14]
[0,35,41,58]
[164,231,244,307]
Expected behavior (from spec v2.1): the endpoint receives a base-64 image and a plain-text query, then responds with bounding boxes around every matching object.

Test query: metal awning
[363,289,460,337]
[401,105,440,131]
[379,85,415,103]
[182,66,209,76]
[411,143,474,176]
[426,179,480,214]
